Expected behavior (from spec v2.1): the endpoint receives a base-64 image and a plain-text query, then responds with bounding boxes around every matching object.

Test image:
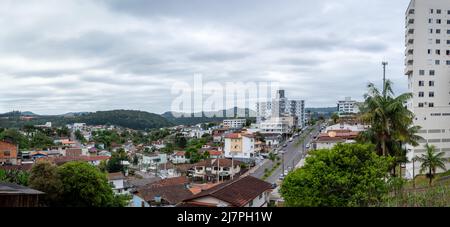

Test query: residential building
[171,151,190,164]
[179,176,272,207]
[0,183,44,207]
[223,119,247,129]
[0,141,18,165]
[337,97,360,116]
[259,117,291,134]
[404,0,450,178]
[132,177,193,207]
[108,172,130,195]
[190,159,242,181]
[313,131,359,150]
[224,133,257,162]
[256,90,306,128]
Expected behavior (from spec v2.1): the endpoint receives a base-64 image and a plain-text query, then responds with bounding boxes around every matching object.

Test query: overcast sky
[0,0,411,115]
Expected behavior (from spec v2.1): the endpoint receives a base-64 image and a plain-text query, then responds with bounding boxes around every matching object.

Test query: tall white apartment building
[337,97,360,116]
[223,119,247,129]
[405,0,450,178]
[256,90,306,128]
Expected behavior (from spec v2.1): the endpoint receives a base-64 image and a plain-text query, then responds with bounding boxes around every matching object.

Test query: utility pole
[382,61,388,94]
[231,153,234,180]
[412,157,416,189]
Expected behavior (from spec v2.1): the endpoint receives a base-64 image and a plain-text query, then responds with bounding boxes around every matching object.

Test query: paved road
[251,122,322,184]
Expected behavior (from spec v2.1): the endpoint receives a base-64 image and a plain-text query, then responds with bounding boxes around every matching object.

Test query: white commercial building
[405,0,450,178]
[223,119,247,129]
[337,97,360,116]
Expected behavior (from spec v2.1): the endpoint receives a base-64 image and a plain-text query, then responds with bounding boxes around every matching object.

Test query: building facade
[223,119,247,129]
[405,0,450,178]
[223,133,256,162]
[337,97,360,116]
[0,141,18,165]
[256,90,305,128]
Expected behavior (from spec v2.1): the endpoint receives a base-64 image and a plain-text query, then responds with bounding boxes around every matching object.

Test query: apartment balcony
[404,64,413,76]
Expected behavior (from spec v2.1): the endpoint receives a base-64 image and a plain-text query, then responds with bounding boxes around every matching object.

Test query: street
[251,122,322,184]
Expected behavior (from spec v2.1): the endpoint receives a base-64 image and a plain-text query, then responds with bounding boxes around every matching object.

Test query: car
[289,138,293,142]
[284,170,289,175]
[283,144,288,147]
[271,183,278,189]
[279,174,285,180]
[306,144,311,149]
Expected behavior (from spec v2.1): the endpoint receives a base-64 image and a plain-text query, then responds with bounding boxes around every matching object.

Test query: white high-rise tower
[405,0,450,178]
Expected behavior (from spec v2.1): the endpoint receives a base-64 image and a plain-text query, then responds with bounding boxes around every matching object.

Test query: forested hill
[0,110,174,130]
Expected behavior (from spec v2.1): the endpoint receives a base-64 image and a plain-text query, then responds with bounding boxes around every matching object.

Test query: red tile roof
[108,172,125,180]
[182,176,272,207]
[194,159,241,168]
[224,133,241,139]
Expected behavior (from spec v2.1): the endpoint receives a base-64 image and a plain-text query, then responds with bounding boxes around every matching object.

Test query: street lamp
[412,157,417,189]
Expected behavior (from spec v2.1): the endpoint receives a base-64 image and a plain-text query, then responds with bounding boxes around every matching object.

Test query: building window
[249,200,254,207]
[429,18,433,23]
[430,9,434,14]
[3,151,11,157]
[436,49,441,55]
[436,60,440,65]
[448,30,450,34]
[448,10,450,15]
[430,29,433,34]
[447,20,450,24]
[436,39,441,44]
[447,60,450,65]
[429,81,435,87]
[259,194,263,200]
[419,92,424,97]
[447,40,450,45]
[419,81,424,86]
[419,103,424,108]
[419,70,425,75]
[428,49,432,54]
[430,70,435,76]
[437,19,442,24]
[429,92,435,97]
[429,103,435,108]
[437,9,441,14]
[437,29,441,34]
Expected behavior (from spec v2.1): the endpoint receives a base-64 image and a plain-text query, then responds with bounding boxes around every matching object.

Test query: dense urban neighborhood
[2,0,450,209]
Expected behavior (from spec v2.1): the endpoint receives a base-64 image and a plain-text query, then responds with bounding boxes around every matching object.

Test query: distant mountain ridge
[162,107,256,125]
[0,110,173,130]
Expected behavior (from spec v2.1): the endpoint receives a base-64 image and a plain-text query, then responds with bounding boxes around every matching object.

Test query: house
[191,159,242,182]
[49,156,110,166]
[0,141,18,165]
[223,133,257,163]
[108,172,130,195]
[313,131,359,150]
[262,134,281,147]
[179,176,272,207]
[208,150,224,159]
[141,153,168,170]
[65,148,82,157]
[171,151,190,164]
[132,177,193,207]
[0,183,44,207]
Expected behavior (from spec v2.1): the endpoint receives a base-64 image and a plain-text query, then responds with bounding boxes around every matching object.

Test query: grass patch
[262,162,281,181]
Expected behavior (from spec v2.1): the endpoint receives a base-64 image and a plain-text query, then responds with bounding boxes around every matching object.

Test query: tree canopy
[280,143,392,207]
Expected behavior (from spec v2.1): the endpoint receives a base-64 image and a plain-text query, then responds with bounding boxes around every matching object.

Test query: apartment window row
[418,103,434,108]
[428,19,450,25]
[418,92,435,98]
[419,69,436,76]
[418,81,435,87]
[429,29,450,34]
[429,9,450,15]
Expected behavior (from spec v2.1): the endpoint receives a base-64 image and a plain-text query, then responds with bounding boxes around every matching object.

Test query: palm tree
[331,113,339,124]
[415,144,447,186]
[359,80,417,158]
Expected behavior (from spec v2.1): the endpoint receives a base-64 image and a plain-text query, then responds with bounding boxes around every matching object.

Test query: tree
[280,143,392,207]
[0,169,30,186]
[28,161,63,206]
[30,131,54,149]
[0,128,29,150]
[415,144,447,186]
[174,133,187,149]
[359,80,419,160]
[331,113,339,124]
[75,130,87,144]
[107,148,129,173]
[57,162,125,207]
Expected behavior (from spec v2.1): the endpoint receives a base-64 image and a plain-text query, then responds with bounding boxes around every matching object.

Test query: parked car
[284,170,289,176]
[306,144,311,149]
[271,183,278,189]
[279,174,285,180]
